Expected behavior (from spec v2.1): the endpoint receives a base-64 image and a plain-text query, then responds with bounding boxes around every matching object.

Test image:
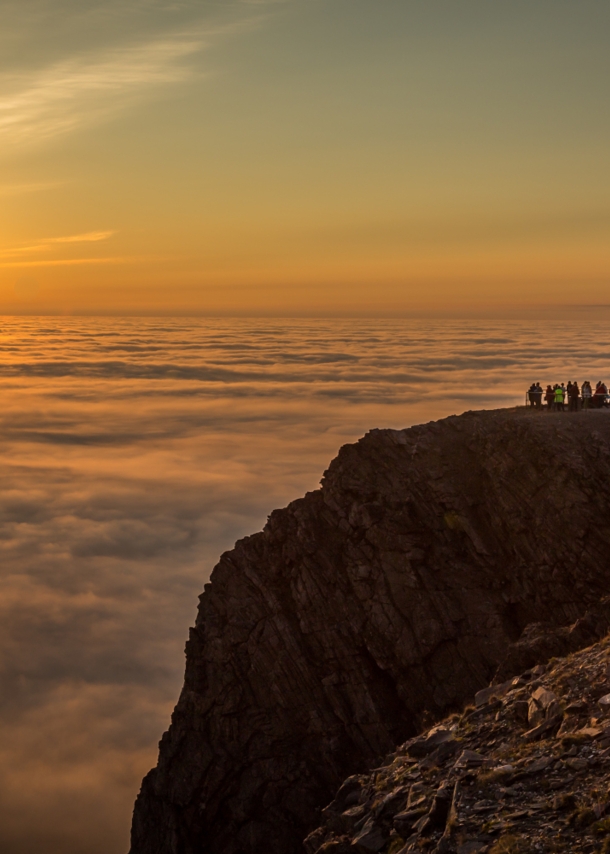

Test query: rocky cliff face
[129,408,610,854]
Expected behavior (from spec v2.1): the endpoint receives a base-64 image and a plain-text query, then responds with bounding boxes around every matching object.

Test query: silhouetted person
[533,382,543,409]
[545,384,554,411]
[568,381,580,412]
[582,381,592,409]
[594,381,608,409]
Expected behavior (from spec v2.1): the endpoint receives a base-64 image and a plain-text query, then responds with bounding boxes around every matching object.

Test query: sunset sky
[1,0,609,315]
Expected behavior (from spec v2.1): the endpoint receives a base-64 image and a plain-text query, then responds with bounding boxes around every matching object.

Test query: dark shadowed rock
[129,408,610,854]
[307,623,610,854]
[494,603,610,682]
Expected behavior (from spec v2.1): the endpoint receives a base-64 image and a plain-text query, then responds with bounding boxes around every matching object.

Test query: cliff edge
[129,408,610,854]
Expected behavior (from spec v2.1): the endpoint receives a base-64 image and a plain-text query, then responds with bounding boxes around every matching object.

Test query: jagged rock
[406,782,425,807]
[434,782,460,852]
[129,409,610,854]
[566,757,589,771]
[333,778,365,810]
[422,784,453,833]
[309,631,610,854]
[351,818,387,852]
[372,787,409,822]
[454,750,487,768]
[393,806,428,838]
[474,677,519,708]
[527,686,560,727]
[495,606,610,682]
[304,828,328,854]
[523,711,563,741]
[407,727,456,758]
[524,755,553,774]
[511,699,530,724]
[573,726,603,740]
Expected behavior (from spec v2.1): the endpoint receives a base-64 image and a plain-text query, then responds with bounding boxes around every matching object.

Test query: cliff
[129,408,610,854]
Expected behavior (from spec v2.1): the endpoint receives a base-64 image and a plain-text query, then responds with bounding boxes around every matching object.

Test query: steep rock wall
[130,409,610,854]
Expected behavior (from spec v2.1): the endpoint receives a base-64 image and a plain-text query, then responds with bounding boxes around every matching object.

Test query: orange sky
[1,0,609,315]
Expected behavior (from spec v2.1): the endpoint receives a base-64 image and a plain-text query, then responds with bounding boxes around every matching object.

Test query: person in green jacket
[554,384,565,411]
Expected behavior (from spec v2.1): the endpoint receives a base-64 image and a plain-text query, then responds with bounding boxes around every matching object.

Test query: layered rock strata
[130,408,610,854]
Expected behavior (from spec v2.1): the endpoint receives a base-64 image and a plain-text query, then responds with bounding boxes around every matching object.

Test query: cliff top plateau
[129,407,610,854]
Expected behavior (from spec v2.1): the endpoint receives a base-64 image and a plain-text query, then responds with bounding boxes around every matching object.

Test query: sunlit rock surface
[129,408,610,854]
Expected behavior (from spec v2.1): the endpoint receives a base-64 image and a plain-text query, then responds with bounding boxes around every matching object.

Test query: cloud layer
[0,316,609,853]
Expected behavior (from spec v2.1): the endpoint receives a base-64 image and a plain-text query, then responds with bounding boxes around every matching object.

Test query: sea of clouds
[0,316,609,854]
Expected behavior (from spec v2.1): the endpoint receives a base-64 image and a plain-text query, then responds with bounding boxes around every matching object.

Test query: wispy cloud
[1,257,128,269]
[0,182,62,196]
[0,231,116,263]
[45,231,115,245]
[0,1,284,150]
[0,36,205,146]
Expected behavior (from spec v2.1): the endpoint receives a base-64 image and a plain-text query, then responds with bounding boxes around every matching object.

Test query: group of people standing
[527,381,609,410]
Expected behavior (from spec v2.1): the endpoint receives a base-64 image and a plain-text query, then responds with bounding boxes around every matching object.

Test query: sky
[2,315,610,854]
[0,0,609,316]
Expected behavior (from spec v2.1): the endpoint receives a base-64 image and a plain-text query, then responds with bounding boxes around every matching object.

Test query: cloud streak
[0,231,116,261]
[0,0,288,150]
[0,257,128,268]
[0,34,206,146]
[0,182,62,196]
[45,230,115,244]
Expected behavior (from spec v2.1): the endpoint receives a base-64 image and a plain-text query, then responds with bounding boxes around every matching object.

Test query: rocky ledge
[306,604,610,854]
[129,408,610,854]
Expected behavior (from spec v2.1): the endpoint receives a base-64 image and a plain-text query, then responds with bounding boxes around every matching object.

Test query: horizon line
[2,305,610,320]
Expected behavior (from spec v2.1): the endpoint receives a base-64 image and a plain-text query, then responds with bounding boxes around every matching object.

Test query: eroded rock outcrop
[305,618,610,854]
[129,408,610,854]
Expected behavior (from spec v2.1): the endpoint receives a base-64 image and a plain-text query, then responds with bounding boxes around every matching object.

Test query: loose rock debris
[305,635,610,853]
